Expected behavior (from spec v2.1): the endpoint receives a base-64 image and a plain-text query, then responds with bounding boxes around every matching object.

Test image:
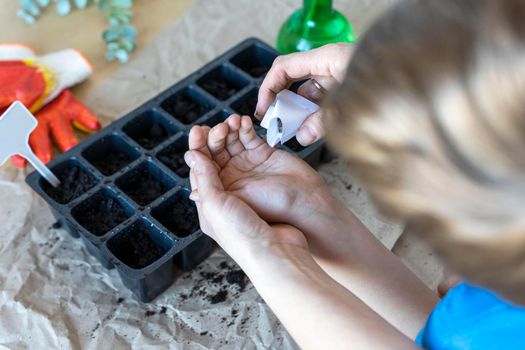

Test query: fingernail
[253,110,262,119]
[184,151,196,168]
[296,126,316,146]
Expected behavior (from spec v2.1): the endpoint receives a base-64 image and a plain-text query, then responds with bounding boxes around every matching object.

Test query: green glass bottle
[276,0,355,54]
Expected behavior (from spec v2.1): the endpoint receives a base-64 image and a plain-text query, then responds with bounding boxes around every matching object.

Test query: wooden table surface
[0,0,192,102]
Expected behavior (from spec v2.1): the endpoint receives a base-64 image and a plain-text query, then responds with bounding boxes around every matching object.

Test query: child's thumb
[185,150,223,196]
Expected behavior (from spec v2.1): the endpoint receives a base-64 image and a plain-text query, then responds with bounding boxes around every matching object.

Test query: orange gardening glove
[0,44,101,168]
[10,90,101,168]
[0,60,47,114]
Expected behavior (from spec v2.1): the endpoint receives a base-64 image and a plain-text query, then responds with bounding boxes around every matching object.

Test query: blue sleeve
[416,282,525,350]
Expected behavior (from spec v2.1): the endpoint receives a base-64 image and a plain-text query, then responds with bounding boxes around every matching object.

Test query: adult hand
[256,43,353,146]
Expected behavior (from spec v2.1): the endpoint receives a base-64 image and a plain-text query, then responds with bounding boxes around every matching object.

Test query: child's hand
[256,43,353,145]
[186,115,338,240]
[184,127,418,350]
[183,127,308,265]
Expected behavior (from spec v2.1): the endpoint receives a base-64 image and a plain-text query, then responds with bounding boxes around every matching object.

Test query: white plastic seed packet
[260,90,320,147]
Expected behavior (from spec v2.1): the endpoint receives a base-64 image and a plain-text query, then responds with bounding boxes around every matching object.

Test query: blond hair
[325,0,525,303]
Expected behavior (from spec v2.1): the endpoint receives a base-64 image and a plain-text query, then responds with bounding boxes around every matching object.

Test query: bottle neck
[303,0,333,19]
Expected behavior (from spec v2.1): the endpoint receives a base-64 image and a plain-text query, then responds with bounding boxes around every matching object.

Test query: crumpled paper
[0,0,400,349]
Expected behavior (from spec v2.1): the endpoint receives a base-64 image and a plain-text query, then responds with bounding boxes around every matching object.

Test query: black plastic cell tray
[25,38,324,302]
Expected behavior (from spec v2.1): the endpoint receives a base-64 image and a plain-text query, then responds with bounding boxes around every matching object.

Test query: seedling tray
[25,38,324,302]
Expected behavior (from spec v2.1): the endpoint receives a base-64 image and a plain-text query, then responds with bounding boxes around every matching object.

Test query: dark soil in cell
[158,144,190,178]
[231,45,274,79]
[246,66,269,77]
[44,165,97,204]
[157,198,199,237]
[112,226,168,269]
[199,112,228,128]
[120,169,169,206]
[162,94,209,124]
[200,78,238,100]
[233,94,257,117]
[77,197,129,236]
[285,138,306,152]
[90,152,132,176]
[135,123,168,149]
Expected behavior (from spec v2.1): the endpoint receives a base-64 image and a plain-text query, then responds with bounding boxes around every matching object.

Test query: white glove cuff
[39,49,92,103]
[0,44,35,61]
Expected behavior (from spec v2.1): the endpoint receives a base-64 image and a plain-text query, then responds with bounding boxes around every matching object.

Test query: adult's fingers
[256,44,353,117]
[296,76,336,104]
[296,110,324,146]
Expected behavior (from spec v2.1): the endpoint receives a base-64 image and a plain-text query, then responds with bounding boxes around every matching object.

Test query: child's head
[325,0,525,303]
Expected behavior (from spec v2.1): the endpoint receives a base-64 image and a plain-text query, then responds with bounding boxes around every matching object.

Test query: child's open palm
[187,114,330,229]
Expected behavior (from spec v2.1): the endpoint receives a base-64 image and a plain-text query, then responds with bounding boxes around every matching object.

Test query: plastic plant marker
[260,90,320,147]
[276,0,355,54]
[0,101,60,187]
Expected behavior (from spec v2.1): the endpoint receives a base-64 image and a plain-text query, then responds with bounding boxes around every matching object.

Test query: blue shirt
[416,282,525,349]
